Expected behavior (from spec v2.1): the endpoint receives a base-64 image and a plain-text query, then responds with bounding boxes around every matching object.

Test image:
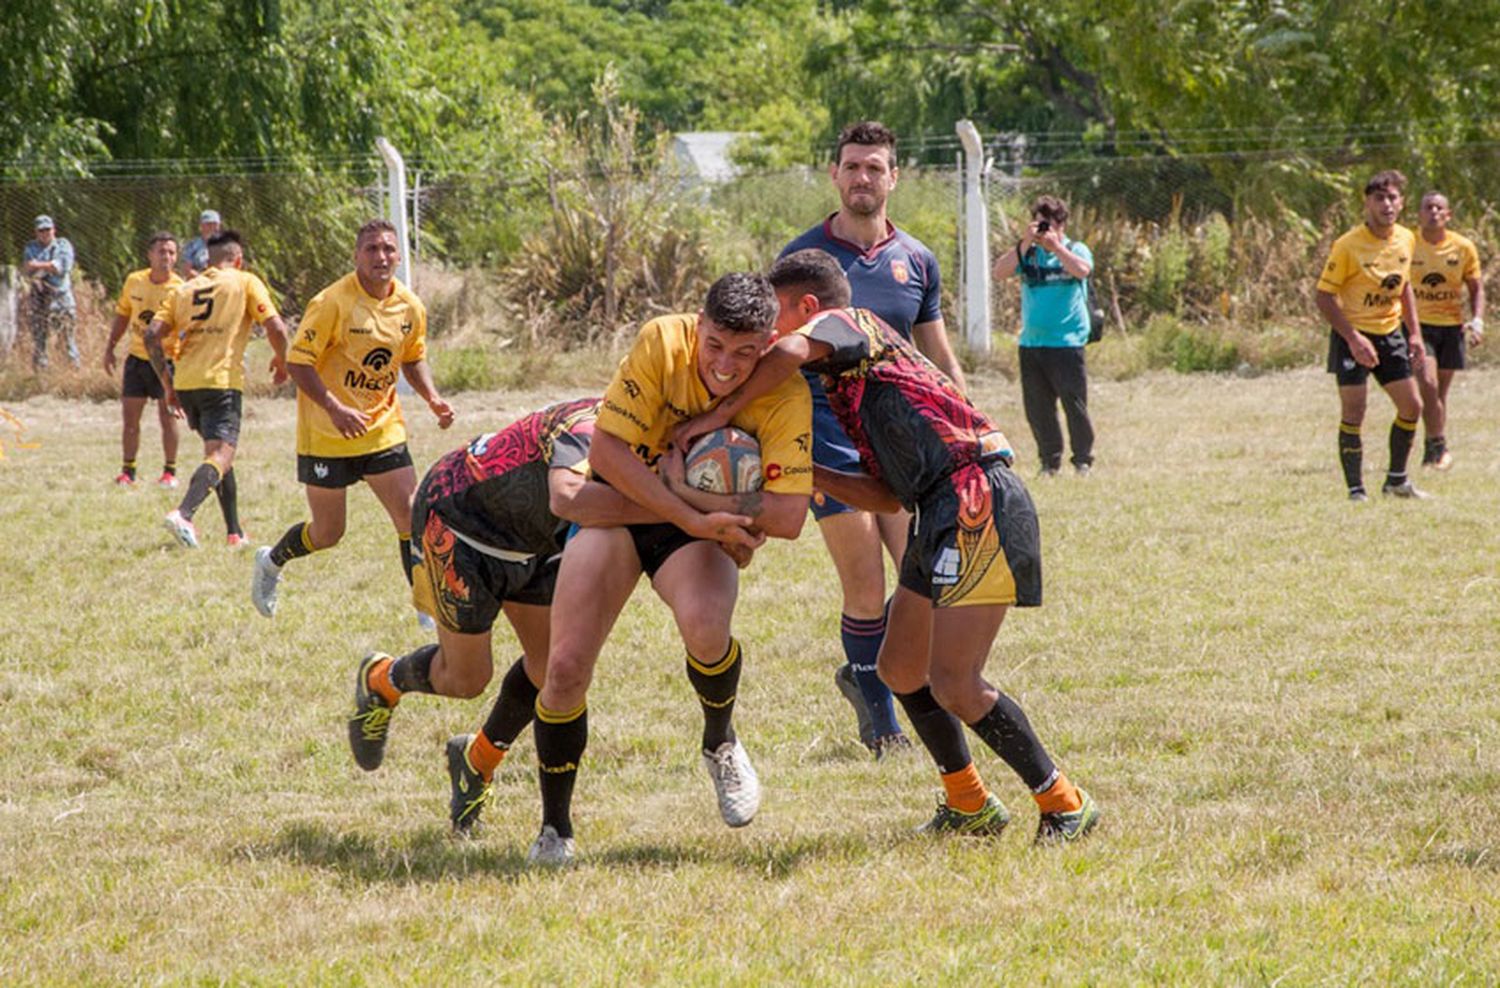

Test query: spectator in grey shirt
[22,214,78,370]
[180,209,221,277]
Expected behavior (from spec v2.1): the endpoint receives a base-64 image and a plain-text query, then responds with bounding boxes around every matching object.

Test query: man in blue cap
[22,215,78,370]
[181,210,222,278]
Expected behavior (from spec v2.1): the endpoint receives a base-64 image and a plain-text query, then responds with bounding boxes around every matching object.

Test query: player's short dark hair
[834,121,897,166]
[357,218,397,245]
[1364,170,1407,196]
[768,249,852,309]
[1420,189,1449,206]
[147,231,177,251]
[1031,195,1070,226]
[703,272,778,334]
[206,229,245,263]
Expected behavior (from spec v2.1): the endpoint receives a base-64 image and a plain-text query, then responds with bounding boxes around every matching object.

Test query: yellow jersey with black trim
[115,268,183,360]
[1316,224,1415,335]
[287,273,428,457]
[1410,230,1480,326]
[598,313,813,495]
[158,266,278,391]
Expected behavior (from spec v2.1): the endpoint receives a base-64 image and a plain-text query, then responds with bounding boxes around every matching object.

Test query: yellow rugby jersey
[158,267,278,391]
[1316,224,1415,335]
[598,313,813,495]
[287,273,428,457]
[1410,231,1481,326]
[115,268,184,360]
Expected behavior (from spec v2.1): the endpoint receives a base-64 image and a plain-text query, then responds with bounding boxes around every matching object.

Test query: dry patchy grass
[2,365,1498,984]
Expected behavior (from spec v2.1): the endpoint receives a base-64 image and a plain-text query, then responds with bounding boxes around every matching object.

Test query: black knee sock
[482,657,540,747]
[214,467,241,536]
[894,686,973,775]
[121,459,137,481]
[534,701,587,839]
[967,693,1059,793]
[269,522,318,567]
[1338,422,1363,493]
[178,462,221,520]
[398,533,414,585]
[389,643,439,695]
[686,638,741,751]
[1387,416,1418,483]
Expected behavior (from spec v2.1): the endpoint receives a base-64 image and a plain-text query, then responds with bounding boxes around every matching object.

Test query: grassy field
[2,360,1498,985]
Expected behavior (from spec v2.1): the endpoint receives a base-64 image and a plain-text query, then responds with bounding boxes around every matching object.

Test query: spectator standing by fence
[22,215,78,370]
[181,210,221,278]
[995,195,1096,476]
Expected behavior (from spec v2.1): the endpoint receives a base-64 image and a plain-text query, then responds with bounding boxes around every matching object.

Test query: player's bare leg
[154,396,179,484]
[531,527,642,857]
[819,510,908,752]
[655,540,760,826]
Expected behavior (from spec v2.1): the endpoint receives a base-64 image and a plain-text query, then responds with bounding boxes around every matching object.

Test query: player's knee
[926,666,972,712]
[676,612,731,661]
[444,665,490,699]
[308,519,344,548]
[541,650,593,701]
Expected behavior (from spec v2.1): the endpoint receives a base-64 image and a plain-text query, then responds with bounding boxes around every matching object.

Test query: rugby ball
[684,427,763,494]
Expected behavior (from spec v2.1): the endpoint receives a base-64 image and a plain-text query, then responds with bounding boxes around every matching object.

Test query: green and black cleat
[348,652,395,771]
[918,792,1011,837]
[1034,788,1102,845]
[446,734,492,836]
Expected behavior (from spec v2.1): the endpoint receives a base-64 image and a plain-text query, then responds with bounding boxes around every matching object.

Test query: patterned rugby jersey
[796,307,1012,509]
[288,272,427,457]
[422,397,598,556]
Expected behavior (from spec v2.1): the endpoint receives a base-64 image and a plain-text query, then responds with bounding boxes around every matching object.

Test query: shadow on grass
[251,820,871,885]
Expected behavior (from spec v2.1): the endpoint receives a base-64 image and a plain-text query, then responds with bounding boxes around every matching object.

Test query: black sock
[121,460,137,481]
[483,657,541,747]
[534,701,587,839]
[178,462,221,520]
[163,462,176,477]
[269,522,318,567]
[894,686,973,775]
[389,643,439,695]
[1423,436,1440,464]
[1387,416,1417,482]
[215,467,241,536]
[686,638,741,751]
[1338,422,1363,493]
[967,694,1059,793]
[398,533,414,585]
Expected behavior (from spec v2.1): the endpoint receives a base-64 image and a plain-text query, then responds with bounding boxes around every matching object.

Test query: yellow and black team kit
[596,311,814,576]
[115,268,184,402]
[1317,223,1420,495]
[154,266,279,536]
[1411,230,1481,371]
[286,272,428,487]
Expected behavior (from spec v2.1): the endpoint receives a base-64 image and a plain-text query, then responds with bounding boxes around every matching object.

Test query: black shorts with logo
[177,388,242,445]
[297,443,414,488]
[899,458,1042,609]
[1421,323,1466,371]
[626,521,702,579]
[410,500,558,634]
[1326,329,1412,387]
[122,354,167,400]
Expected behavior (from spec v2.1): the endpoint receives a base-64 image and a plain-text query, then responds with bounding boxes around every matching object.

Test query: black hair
[834,121,897,166]
[703,272,778,333]
[768,249,852,309]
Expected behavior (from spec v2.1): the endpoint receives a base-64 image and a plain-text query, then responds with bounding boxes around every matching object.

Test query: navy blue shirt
[781,215,942,340]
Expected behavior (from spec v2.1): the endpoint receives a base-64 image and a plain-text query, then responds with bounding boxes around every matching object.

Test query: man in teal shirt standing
[995,195,1096,475]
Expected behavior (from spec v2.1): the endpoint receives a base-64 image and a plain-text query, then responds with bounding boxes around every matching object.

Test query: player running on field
[1409,190,1485,471]
[346,398,661,835]
[523,272,813,864]
[145,230,290,548]
[678,249,1100,844]
[780,120,966,759]
[251,219,454,622]
[1314,170,1428,502]
[104,231,183,488]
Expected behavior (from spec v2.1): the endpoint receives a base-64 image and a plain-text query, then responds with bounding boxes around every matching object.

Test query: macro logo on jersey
[802,307,1008,509]
[344,346,397,391]
[1421,272,1446,288]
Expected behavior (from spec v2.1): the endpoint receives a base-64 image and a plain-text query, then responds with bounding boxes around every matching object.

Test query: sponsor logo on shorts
[313,461,329,479]
[933,547,960,586]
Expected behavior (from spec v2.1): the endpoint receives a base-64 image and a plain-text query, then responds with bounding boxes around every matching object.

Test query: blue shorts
[807,374,862,520]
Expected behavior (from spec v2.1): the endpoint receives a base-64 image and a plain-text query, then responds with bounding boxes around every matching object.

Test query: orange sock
[369,657,402,707]
[465,731,507,781]
[940,763,989,813]
[1034,772,1083,814]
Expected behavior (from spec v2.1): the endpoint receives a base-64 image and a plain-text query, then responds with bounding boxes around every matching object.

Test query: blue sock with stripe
[841,613,901,738]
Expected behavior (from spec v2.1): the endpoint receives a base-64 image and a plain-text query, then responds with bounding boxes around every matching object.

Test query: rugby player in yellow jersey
[524,272,813,864]
[103,232,183,488]
[1409,191,1485,471]
[1314,170,1428,501]
[249,219,454,620]
[145,230,291,547]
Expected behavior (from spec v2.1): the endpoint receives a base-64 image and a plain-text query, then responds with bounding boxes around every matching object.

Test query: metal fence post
[955,121,991,353]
